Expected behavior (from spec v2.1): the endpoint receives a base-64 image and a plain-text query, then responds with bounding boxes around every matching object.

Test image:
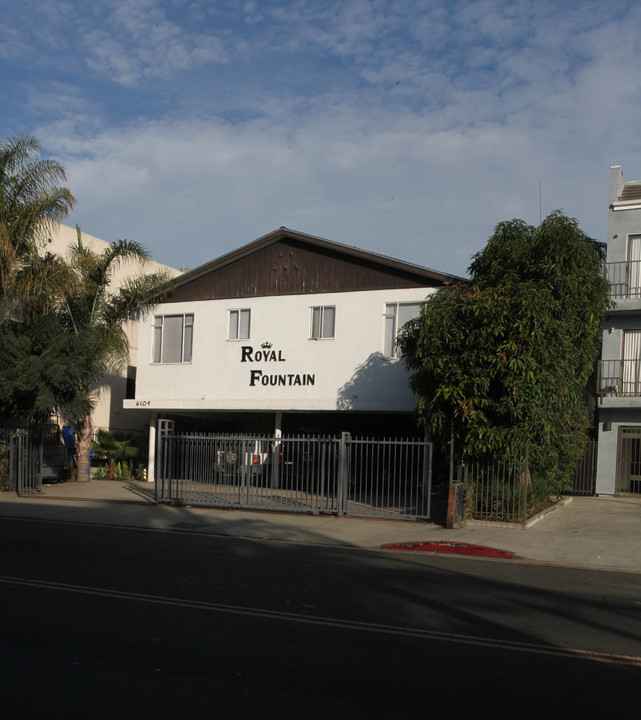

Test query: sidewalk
[1,480,640,572]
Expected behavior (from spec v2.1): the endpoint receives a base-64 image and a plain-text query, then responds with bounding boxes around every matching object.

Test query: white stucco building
[596,167,641,495]
[125,228,462,468]
[45,223,180,443]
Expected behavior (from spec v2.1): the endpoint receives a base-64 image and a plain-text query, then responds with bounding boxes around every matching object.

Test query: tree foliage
[0,135,76,324]
[397,211,611,490]
[0,134,80,424]
[0,313,95,423]
[0,134,174,482]
[56,231,174,480]
[93,429,139,481]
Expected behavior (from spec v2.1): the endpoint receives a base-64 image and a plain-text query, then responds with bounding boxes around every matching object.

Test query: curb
[380,541,515,559]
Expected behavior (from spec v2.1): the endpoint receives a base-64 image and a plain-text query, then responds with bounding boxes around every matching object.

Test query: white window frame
[627,235,641,298]
[383,302,422,358]
[152,313,194,364]
[310,305,335,339]
[622,329,641,395]
[229,308,251,340]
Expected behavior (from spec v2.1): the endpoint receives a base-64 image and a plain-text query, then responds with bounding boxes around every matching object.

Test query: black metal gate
[568,439,597,496]
[156,424,432,520]
[2,427,44,496]
[616,427,641,495]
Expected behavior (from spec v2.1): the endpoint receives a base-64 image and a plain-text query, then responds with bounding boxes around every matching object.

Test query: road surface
[1,517,640,717]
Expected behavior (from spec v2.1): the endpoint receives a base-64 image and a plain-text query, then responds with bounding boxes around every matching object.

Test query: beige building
[45,223,180,446]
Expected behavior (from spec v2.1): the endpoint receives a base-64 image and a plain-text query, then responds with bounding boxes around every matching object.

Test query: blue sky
[2,0,641,276]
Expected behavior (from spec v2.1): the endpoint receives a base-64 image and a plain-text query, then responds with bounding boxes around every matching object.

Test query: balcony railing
[605,260,641,299]
[598,359,641,397]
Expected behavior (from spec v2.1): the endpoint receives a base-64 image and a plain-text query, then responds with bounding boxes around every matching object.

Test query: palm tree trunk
[75,414,92,482]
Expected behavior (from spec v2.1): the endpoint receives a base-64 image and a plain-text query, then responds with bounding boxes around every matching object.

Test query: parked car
[214,439,273,483]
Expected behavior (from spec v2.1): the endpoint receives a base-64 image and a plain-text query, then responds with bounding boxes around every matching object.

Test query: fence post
[522,442,529,526]
[14,432,22,497]
[422,432,432,519]
[337,432,350,516]
[463,461,470,519]
[156,418,175,504]
[37,427,43,494]
[449,422,455,485]
[272,437,281,490]
[241,439,249,505]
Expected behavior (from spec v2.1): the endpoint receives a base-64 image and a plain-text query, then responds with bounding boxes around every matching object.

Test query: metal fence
[616,427,641,495]
[464,451,529,523]
[156,428,432,520]
[465,439,598,523]
[568,439,597,496]
[1,426,47,496]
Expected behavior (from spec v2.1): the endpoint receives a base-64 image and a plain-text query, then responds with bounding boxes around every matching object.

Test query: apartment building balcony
[597,359,641,406]
[605,260,641,310]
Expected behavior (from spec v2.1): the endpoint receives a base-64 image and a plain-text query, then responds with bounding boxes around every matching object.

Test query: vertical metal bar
[521,442,529,525]
[37,427,43,493]
[16,433,23,497]
[273,437,280,490]
[10,433,17,495]
[155,427,162,504]
[337,432,349,516]
[615,427,622,495]
[167,435,174,502]
[449,422,455,485]
[318,442,326,511]
[422,440,432,520]
[242,439,248,506]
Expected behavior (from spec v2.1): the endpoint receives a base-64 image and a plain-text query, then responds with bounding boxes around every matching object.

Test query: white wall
[128,286,437,413]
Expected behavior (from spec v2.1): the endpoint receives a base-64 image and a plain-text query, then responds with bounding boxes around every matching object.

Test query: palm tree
[93,429,139,481]
[58,230,174,481]
[0,135,75,324]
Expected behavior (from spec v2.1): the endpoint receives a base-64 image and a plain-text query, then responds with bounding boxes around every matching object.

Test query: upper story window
[383,302,422,358]
[310,306,335,339]
[153,314,193,364]
[627,235,641,297]
[229,309,251,340]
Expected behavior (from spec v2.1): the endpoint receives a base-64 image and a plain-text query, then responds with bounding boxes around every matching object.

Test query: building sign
[241,343,315,388]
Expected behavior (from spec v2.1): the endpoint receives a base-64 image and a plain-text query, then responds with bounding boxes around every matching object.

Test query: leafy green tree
[0,136,172,483]
[0,134,79,425]
[0,312,94,423]
[56,231,173,481]
[397,211,611,492]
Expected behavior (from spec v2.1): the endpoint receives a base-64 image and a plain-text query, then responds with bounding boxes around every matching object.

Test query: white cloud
[37,93,600,278]
[77,0,230,86]
[9,0,641,280]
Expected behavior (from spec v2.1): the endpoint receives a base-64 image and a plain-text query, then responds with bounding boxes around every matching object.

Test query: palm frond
[104,270,175,325]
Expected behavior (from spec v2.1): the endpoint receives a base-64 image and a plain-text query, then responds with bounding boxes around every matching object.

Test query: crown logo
[261,341,273,349]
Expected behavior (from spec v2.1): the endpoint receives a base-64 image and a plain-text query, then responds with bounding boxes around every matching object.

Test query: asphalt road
[1,517,641,718]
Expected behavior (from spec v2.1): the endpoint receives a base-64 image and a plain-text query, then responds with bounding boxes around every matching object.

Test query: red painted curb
[380,541,515,559]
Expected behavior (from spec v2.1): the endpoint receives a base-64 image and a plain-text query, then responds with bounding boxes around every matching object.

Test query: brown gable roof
[166,227,464,303]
